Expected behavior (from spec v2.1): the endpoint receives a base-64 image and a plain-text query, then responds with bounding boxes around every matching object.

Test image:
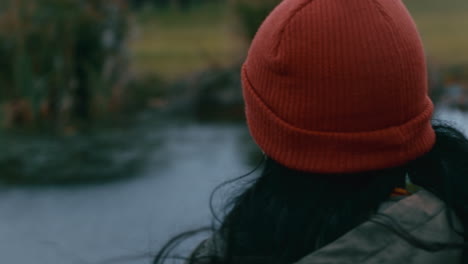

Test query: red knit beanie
[242,0,436,173]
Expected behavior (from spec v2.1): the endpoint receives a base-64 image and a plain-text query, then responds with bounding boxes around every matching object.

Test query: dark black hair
[154,123,468,264]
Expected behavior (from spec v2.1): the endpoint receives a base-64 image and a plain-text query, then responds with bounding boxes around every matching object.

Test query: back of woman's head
[242,0,434,174]
[184,124,468,264]
[154,124,468,264]
[154,0,468,262]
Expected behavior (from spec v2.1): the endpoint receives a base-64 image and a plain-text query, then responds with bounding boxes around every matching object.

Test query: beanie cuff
[242,67,436,174]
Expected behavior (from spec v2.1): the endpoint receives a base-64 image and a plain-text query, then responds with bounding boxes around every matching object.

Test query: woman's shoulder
[188,190,464,264]
[295,190,464,264]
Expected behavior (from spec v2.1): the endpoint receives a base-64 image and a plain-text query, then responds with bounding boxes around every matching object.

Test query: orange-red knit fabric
[242,0,436,173]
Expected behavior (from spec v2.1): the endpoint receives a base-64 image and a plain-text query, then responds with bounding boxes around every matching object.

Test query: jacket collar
[295,190,463,264]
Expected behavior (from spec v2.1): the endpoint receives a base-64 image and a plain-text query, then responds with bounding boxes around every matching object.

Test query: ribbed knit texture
[242,0,436,173]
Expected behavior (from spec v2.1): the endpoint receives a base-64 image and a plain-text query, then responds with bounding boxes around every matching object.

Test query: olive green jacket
[192,190,464,264]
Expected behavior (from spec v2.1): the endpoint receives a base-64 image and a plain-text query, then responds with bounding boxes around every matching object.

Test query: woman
[155,0,468,263]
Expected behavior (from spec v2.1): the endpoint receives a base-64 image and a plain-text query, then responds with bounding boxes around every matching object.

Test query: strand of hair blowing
[154,123,468,264]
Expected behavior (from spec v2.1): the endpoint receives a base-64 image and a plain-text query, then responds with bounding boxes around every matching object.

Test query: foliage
[0,115,160,185]
[232,0,282,40]
[130,0,210,10]
[0,0,130,128]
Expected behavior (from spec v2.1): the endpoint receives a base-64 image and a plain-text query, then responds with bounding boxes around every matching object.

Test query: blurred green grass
[130,3,243,80]
[406,0,468,65]
[130,0,468,80]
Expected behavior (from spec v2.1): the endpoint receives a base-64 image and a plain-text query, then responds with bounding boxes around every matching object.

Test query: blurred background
[0,0,467,263]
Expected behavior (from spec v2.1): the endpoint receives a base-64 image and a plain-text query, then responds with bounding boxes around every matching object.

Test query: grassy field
[130,0,468,80]
[130,3,245,80]
[406,0,468,65]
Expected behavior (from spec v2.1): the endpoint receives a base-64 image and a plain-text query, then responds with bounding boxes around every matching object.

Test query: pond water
[0,115,254,264]
[0,108,467,264]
